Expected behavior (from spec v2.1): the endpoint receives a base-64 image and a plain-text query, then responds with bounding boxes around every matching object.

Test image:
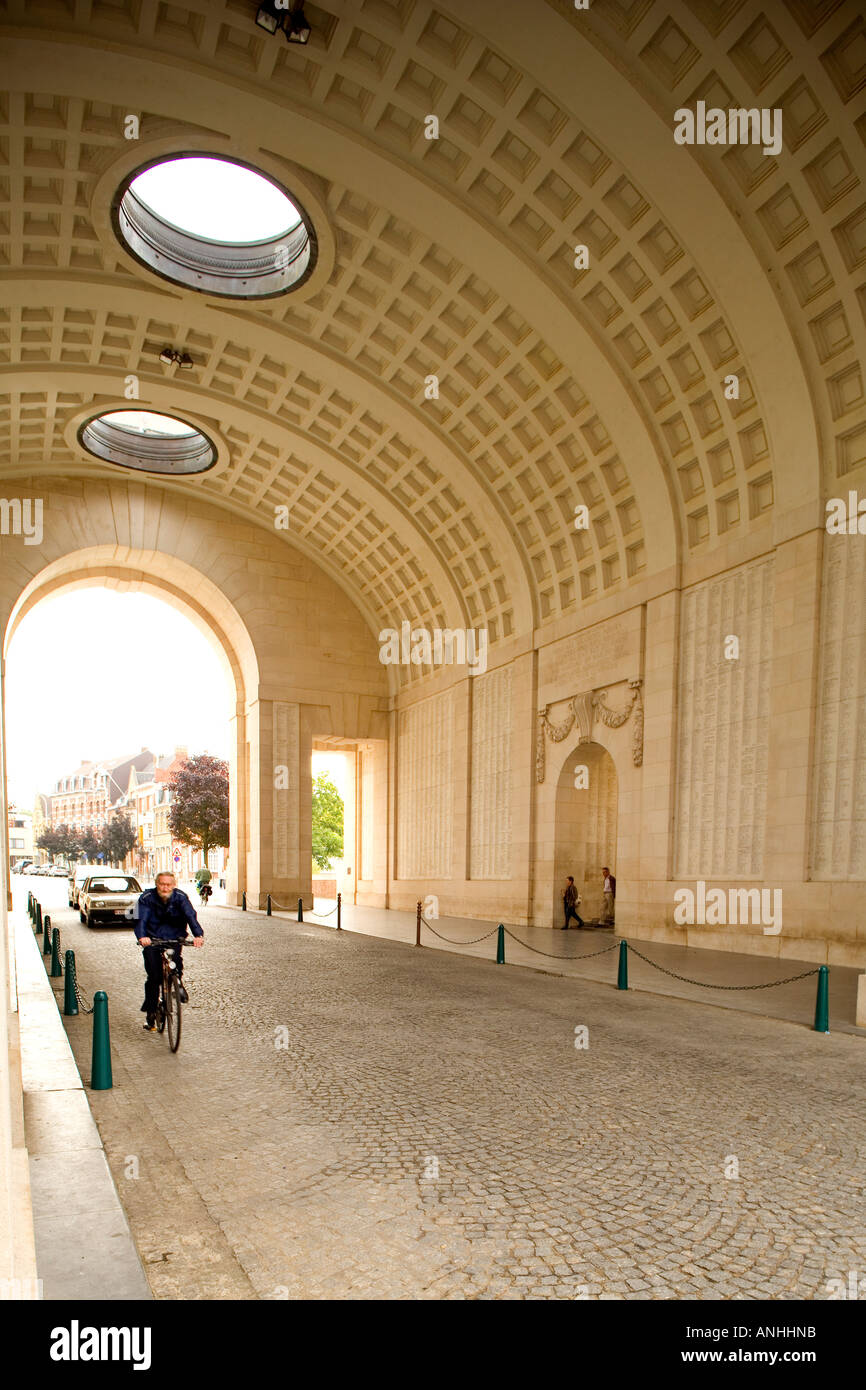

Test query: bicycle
[142,938,192,1053]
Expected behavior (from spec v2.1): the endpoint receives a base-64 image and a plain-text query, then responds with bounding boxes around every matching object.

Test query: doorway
[553,741,618,925]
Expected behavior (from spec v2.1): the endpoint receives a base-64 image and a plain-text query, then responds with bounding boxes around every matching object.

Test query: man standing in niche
[561,876,584,929]
[600,866,616,926]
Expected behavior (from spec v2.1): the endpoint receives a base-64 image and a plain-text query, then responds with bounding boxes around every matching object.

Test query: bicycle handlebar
[138,937,194,948]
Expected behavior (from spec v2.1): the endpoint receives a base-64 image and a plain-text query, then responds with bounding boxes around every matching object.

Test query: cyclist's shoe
[178,984,189,1004]
[142,1014,157,1032]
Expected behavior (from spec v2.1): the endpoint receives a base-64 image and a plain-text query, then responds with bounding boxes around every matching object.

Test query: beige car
[68,864,103,909]
[79,873,142,927]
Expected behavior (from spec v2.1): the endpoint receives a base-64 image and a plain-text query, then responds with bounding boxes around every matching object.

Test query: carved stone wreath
[536,679,643,782]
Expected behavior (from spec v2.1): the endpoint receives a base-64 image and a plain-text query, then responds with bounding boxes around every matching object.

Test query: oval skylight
[113,154,316,298]
[78,410,217,475]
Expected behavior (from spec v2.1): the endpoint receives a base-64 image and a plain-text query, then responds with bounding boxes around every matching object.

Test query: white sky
[5,586,349,811]
[5,588,233,809]
[132,158,301,242]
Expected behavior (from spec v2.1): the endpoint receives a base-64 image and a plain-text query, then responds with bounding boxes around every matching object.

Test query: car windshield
[87,877,139,893]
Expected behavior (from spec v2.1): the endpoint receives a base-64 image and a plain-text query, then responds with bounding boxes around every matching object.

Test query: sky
[132,157,301,242]
[5,586,349,811]
[5,588,233,809]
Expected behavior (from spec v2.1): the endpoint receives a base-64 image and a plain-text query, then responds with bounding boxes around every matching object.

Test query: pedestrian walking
[600,866,616,926]
[561,875,585,929]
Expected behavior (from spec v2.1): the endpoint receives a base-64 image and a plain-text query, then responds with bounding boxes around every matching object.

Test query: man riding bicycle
[134,871,204,1032]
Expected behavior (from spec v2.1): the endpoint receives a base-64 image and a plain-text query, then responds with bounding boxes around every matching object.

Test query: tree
[101,819,137,867]
[168,754,229,866]
[79,829,101,862]
[38,823,82,861]
[311,773,343,871]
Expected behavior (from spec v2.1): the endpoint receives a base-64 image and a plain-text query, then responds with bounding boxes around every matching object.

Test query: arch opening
[3,550,260,904]
[553,742,618,927]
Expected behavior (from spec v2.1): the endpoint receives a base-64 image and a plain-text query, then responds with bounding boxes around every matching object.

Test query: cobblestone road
[28,884,866,1301]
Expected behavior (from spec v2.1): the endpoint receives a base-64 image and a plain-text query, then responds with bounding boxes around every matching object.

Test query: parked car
[30,864,47,876]
[49,864,68,877]
[68,864,104,908]
[79,874,142,927]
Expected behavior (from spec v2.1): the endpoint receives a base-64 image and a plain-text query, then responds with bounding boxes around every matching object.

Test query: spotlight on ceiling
[254,1,311,43]
[255,1,284,34]
[285,9,311,43]
[158,347,194,369]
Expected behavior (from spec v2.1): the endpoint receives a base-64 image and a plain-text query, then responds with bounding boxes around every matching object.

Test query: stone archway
[0,477,390,911]
[553,742,618,927]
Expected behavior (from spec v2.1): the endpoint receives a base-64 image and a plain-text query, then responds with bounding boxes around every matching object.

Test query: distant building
[8,806,33,867]
[50,750,155,835]
[31,793,49,865]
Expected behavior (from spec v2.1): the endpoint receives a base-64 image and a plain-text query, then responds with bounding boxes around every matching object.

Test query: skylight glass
[113,153,315,299]
[78,410,217,475]
[129,157,302,244]
[101,410,197,437]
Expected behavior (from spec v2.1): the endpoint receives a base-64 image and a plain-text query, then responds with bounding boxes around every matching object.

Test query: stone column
[764,530,822,953]
[245,696,312,911]
[636,591,680,939]
[225,699,247,907]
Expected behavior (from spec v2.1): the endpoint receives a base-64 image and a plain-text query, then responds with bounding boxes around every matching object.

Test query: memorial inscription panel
[397,690,453,879]
[674,558,773,878]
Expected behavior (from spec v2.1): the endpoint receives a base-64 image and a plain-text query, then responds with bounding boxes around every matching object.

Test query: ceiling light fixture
[285,9,311,43]
[158,347,194,369]
[255,1,311,44]
[255,1,284,34]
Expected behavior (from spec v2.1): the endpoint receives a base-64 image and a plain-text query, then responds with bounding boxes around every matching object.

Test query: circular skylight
[113,154,316,298]
[100,410,197,437]
[78,409,217,475]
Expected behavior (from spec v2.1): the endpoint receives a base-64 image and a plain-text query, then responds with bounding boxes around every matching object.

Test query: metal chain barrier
[269,899,340,919]
[503,927,620,961]
[625,943,820,991]
[32,902,95,1013]
[420,915,499,945]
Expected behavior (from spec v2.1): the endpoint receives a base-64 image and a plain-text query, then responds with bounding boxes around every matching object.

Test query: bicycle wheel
[156,965,167,1033]
[166,971,182,1053]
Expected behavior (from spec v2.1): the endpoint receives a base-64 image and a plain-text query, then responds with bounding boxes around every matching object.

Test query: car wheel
[79,910,86,923]
[85,912,94,928]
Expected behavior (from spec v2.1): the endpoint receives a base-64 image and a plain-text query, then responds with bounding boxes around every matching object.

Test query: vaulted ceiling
[1,0,864,680]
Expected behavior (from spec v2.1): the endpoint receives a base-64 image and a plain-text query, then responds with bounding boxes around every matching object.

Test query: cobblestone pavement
[26,883,866,1301]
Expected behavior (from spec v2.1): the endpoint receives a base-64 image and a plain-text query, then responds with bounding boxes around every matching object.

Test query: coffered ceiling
[1,0,863,679]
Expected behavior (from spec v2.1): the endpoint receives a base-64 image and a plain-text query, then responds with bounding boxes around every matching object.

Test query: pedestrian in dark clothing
[561,876,585,929]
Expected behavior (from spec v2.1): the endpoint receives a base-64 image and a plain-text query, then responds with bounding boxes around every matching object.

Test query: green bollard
[298,897,303,923]
[242,890,246,911]
[36,902,43,935]
[267,894,272,916]
[50,928,63,978]
[496,924,505,964]
[617,939,629,990]
[42,913,51,956]
[814,965,829,1034]
[63,952,79,1016]
[28,892,33,920]
[91,992,112,1090]
[337,892,341,931]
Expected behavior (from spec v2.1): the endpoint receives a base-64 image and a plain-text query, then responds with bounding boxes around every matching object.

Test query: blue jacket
[134,888,203,942]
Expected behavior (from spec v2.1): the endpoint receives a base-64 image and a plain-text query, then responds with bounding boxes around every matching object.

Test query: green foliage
[37,819,137,866]
[311,773,343,871]
[101,818,137,866]
[168,754,230,865]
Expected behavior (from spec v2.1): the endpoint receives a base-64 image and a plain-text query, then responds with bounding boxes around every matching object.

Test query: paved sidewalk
[21,880,866,1301]
[252,900,866,1036]
[15,913,151,1300]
